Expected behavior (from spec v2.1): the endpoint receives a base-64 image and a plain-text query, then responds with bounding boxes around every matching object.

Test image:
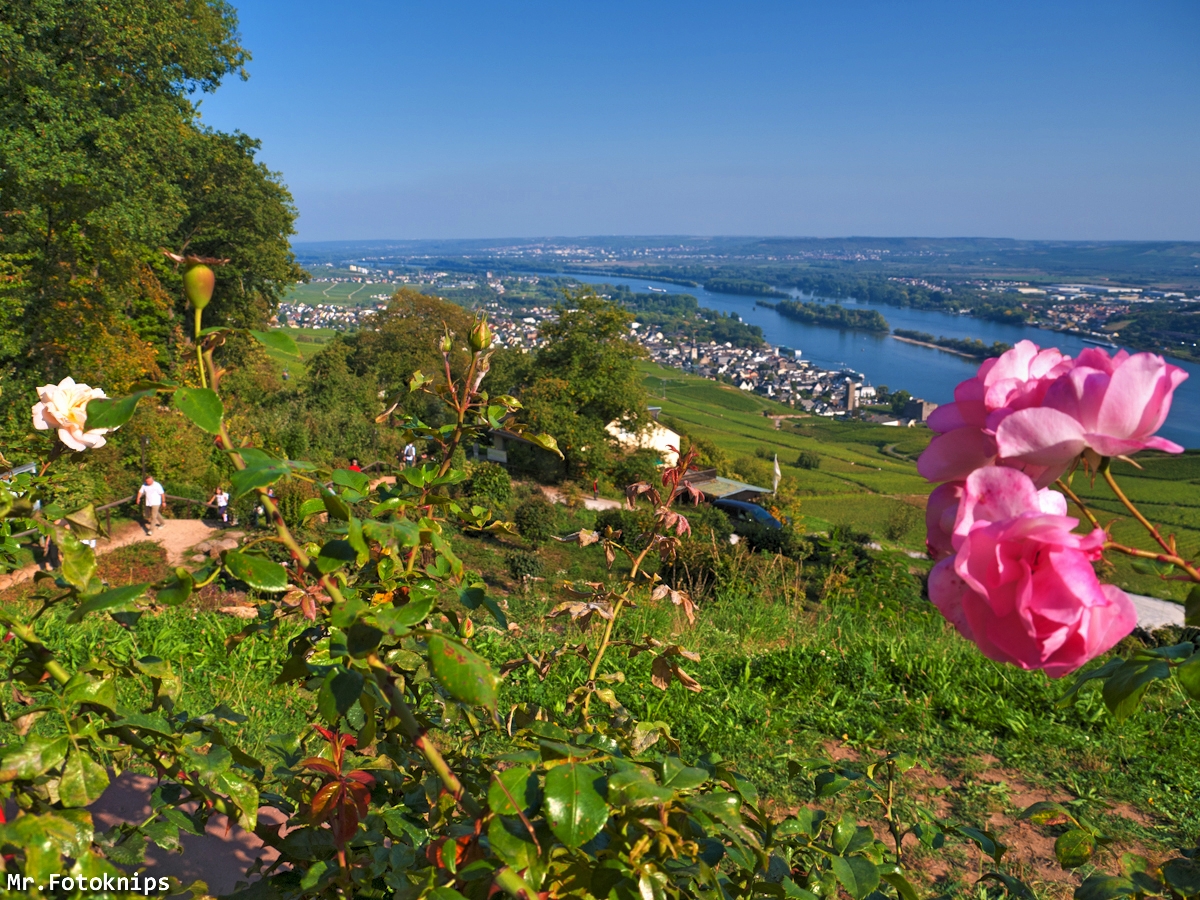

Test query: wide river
[548,271,1200,449]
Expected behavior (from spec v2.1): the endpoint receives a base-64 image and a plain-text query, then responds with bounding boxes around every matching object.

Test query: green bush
[607,448,662,489]
[468,461,512,507]
[513,494,557,547]
[505,548,544,583]
[795,450,821,470]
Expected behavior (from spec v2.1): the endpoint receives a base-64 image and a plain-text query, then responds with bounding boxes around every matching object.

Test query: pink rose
[928,467,1135,678]
[31,377,112,451]
[995,348,1186,466]
[918,340,1072,486]
[924,481,962,561]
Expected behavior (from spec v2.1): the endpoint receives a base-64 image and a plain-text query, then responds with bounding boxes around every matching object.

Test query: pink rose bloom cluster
[918,341,1186,676]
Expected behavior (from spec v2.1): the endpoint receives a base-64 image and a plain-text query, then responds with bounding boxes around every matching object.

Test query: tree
[534,289,647,428]
[521,289,648,475]
[0,0,300,434]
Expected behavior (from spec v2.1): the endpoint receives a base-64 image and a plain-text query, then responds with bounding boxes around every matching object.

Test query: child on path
[209,486,230,524]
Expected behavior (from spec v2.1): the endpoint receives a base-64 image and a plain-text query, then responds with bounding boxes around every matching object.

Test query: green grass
[642,362,932,547]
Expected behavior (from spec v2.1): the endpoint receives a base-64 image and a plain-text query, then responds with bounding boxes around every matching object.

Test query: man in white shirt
[137,475,166,529]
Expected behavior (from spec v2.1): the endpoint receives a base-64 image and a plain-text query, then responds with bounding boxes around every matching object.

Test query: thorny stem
[371,665,484,821]
[587,542,655,684]
[1055,479,1102,531]
[1095,466,1200,583]
[194,307,207,389]
[1102,466,1175,558]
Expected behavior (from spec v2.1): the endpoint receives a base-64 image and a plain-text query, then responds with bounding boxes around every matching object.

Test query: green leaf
[1176,653,1200,700]
[775,808,824,839]
[299,497,327,519]
[156,568,194,606]
[300,860,330,891]
[216,771,260,830]
[249,329,300,357]
[64,673,117,711]
[173,386,224,434]
[0,736,69,780]
[333,468,370,494]
[427,634,499,709]
[58,529,95,592]
[223,551,288,592]
[489,766,541,816]
[1102,658,1170,721]
[68,583,147,623]
[231,461,290,498]
[1058,657,1125,707]
[830,856,880,900]
[85,390,155,431]
[607,765,674,808]
[880,870,920,900]
[1163,859,1200,896]
[831,813,857,854]
[1019,801,1075,826]
[322,490,351,521]
[1074,873,1140,900]
[1187,586,1200,627]
[346,623,384,658]
[488,816,540,870]
[1055,828,1096,868]
[59,749,110,808]
[317,539,357,574]
[956,826,1006,863]
[979,872,1038,900]
[542,761,608,849]
[318,668,365,723]
[662,757,708,791]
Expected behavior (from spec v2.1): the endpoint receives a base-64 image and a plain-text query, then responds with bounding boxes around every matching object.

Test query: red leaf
[300,757,339,776]
[311,781,344,820]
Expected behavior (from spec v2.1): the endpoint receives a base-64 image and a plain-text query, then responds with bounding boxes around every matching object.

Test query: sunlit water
[547,271,1200,449]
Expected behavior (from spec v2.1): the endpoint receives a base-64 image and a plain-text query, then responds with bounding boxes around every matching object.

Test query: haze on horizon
[200,0,1200,243]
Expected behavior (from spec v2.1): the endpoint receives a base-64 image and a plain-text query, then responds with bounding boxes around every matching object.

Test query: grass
[2,496,1196,896]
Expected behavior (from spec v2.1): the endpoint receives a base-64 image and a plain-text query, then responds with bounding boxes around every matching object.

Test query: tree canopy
[0,0,302,426]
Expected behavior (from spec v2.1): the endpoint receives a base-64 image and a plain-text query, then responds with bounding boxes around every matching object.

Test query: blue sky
[197,1,1200,241]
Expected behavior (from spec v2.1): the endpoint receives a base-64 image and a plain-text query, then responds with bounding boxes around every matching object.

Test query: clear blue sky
[197,1,1200,242]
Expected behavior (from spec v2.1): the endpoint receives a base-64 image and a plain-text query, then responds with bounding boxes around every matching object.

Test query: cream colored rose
[31,377,112,451]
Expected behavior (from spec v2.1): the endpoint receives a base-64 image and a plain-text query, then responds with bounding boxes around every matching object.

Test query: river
[546,271,1200,449]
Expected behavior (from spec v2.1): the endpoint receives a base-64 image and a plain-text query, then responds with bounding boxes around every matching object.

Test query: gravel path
[0,518,225,592]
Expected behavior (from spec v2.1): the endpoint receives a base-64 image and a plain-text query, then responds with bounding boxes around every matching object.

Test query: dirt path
[0,518,225,592]
[541,486,623,511]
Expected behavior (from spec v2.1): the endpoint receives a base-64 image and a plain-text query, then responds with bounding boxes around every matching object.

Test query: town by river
[555,271,1200,449]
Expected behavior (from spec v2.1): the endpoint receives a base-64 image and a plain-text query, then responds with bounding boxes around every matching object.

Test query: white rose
[31,377,112,451]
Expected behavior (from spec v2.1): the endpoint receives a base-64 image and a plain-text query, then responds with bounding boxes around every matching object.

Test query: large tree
[0,0,302,417]
[520,289,649,475]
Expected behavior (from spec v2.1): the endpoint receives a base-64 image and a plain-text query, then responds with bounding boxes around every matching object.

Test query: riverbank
[890,333,983,359]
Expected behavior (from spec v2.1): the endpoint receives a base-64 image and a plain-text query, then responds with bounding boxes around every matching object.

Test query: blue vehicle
[712,498,783,531]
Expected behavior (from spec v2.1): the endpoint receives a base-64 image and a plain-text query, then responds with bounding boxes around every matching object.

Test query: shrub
[608,448,662,489]
[468,461,512,507]
[514,494,556,547]
[884,500,924,542]
[505,548,544,583]
[795,450,821,469]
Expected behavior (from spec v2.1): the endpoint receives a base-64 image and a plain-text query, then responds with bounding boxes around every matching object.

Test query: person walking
[137,475,165,530]
[348,458,362,472]
[403,442,416,469]
[209,486,230,524]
